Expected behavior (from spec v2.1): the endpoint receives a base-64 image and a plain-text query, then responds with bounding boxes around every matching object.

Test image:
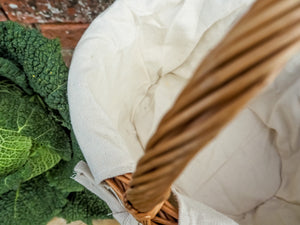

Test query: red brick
[0,8,7,21]
[39,23,89,49]
[1,0,114,24]
[61,49,74,67]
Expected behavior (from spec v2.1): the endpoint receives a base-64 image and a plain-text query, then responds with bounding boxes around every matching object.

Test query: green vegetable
[46,132,85,193]
[59,190,112,225]
[0,21,70,125]
[0,80,70,194]
[0,176,68,225]
[0,57,33,94]
[0,21,111,225]
[0,129,31,176]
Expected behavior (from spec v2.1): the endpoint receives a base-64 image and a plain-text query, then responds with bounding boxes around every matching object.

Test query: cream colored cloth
[68,0,300,224]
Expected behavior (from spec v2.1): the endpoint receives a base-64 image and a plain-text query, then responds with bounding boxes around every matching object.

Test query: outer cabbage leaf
[46,131,84,193]
[0,129,31,176]
[0,81,71,160]
[0,21,70,126]
[0,81,71,193]
[25,144,61,181]
[0,143,61,195]
[0,57,33,95]
[59,190,112,225]
[0,175,68,225]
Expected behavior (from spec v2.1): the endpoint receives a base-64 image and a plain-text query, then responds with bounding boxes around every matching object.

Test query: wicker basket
[103,0,300,224]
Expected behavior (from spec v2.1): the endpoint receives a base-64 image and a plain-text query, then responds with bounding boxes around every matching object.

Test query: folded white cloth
[74,161,238,225]
[68,0,300,224]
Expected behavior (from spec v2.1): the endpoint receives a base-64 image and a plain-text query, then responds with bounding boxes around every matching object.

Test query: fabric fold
[68,0,300,224]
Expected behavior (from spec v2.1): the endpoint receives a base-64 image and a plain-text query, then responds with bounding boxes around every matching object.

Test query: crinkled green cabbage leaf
[0,21,111,225]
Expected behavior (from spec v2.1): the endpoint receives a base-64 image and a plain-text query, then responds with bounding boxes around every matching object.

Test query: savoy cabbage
[0,21,111,225]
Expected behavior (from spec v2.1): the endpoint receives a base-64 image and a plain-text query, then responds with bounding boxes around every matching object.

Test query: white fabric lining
[68,0,300,224]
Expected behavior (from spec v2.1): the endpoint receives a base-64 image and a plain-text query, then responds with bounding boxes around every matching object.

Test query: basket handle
[106,0,300,223]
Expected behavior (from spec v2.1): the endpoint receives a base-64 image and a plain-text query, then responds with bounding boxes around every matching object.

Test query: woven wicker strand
[105,0,300,224]
[106,175,178,225]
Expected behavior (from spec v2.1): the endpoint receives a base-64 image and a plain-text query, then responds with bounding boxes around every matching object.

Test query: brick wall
[0,0,114,66]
